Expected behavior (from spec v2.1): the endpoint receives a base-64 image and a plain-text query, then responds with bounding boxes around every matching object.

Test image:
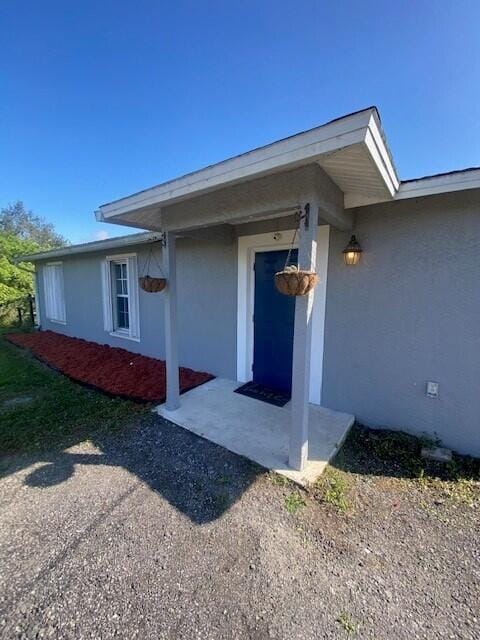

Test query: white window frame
[43,262,66,324]
[33,271,41,327]
[101,253,140,341]
[111,260,130,332]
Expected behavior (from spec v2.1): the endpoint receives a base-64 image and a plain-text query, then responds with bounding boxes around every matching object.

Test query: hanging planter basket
[139,275,167,293]
[274,206,318,296]
[138,241,167,293]
[275,268,318,296]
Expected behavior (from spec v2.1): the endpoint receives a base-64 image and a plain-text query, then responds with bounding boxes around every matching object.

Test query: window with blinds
[43,263,66,323]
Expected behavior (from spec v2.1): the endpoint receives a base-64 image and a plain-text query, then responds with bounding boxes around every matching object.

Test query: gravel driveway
[0,416,478,639]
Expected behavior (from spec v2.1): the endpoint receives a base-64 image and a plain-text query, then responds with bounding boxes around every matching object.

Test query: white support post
[163,231,180,411]
[289,201,319,470]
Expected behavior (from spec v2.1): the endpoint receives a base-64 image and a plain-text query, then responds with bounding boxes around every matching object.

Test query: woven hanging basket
[139,276,167,293]
[274,270,318,296]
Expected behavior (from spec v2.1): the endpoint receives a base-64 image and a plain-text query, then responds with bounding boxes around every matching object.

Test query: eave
[96,107,400,228]
[396,167,480,200]
[18,231,162,263]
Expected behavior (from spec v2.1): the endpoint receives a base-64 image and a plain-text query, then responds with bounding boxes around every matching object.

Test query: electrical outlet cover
[426,381,439,398]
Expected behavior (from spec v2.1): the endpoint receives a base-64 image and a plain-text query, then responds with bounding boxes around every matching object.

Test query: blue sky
[1,1,479,243]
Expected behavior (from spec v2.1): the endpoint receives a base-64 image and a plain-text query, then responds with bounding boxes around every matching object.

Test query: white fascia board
[18,231,162,263]
[97,109,377,219]
[365,112,400,195]
[396,169,480,200]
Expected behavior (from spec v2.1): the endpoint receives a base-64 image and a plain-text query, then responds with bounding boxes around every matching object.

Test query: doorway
[252,249,297,393]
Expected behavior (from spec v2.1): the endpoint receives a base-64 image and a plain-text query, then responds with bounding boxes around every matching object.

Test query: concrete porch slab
[156,378,354,486]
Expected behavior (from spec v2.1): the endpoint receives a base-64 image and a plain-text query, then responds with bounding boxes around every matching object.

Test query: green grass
[316,469,351,512]
[335,423,480,483]
[336,612,359,635]
[269,471,291,487]
[0,334,147,456]
[328,424,480,511]
[416,472,478,507]
[284,491,306,514]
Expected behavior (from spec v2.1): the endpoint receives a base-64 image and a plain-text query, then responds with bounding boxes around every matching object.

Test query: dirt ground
[0,417,478,639]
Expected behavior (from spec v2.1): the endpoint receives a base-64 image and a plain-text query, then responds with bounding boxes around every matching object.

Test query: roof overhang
[396,167,480,200]
[96,107,400,229]
[18,231,162,263]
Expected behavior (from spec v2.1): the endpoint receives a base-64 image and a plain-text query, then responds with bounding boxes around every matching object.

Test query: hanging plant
[275,265,318,296]
[274,209,318,297]
[139,275,166,293]
[138,242,167,293]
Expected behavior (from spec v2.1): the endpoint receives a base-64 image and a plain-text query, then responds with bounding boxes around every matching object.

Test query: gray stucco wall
[36,237,237,378]
[35,189,479,456]
[322,190,480,456]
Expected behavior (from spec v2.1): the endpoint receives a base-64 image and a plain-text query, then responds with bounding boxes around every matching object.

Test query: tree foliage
[0,202,68,303]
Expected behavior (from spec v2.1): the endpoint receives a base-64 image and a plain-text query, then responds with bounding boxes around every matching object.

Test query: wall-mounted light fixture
[342,235,363,265]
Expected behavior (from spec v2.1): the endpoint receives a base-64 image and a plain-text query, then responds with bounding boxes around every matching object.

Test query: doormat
[234,381,290,407]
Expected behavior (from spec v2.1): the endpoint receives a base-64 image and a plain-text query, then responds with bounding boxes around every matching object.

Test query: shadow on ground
[3,419,479,528]
[1,415,264,524]
[331,423,480,483]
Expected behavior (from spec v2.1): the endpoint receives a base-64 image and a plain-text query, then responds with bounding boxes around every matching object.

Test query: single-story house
[22,107,480,477]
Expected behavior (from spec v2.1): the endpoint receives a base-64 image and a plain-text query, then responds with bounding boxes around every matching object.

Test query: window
[112,261,129,331]
[101,254,140,340]
[43,263,66,323]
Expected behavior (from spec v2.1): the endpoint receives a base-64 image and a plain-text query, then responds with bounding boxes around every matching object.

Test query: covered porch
[96,108,398,481]
[156,378,353,485]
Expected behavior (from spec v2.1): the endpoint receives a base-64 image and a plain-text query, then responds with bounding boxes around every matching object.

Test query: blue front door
[253,249,297,393]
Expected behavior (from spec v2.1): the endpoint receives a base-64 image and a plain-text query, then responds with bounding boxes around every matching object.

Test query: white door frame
[236,226,330,405]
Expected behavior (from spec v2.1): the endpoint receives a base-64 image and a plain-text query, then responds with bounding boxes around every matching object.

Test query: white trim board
[20,232,162,263]
[97,108,398,220]
[236,226,330,405]
[396,169,480,200]
[33,271,41,327]
[43,262,66,324]
[100,253,141,342]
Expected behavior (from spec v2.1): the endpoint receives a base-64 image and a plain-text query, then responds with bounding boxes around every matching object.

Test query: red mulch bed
[5,330,214,403]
